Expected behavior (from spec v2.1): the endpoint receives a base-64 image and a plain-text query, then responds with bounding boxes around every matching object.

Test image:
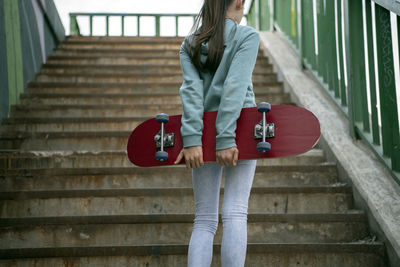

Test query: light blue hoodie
[179,18,260,150]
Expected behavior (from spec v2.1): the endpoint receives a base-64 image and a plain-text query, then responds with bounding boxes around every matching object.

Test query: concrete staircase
[0,36,387,266]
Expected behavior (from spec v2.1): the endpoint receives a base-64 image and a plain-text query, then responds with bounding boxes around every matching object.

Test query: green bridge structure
[0,0,399,266]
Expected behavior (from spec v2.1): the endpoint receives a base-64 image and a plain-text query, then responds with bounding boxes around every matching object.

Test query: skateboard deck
[127,104,320,167]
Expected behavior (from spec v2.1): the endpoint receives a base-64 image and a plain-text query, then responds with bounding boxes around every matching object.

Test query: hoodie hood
[199,18,238,64]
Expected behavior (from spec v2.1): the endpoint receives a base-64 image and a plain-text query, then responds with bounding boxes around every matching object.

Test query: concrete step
[40,63,274,75]
[0,242,386,266]
[65,36,186,43]
[54,48,181,57]
[53,48,268,60]
[46,55,183,65]
[18,92,290,106]
[0,163,338,190]
[10,103,184,118]
[0,149,326,169]
[46,56,270,66]
[26,82,283,95]
[0,213,368,247]
[34,72,277,84]
[1,116,147,132]
[0,184,353,200]
[0,186,353,217]
[59,42,183,50]
[0,131,146,150]
[0,211,364,226]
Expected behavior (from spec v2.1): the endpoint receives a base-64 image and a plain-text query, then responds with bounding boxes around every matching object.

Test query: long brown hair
[188,0,241,72]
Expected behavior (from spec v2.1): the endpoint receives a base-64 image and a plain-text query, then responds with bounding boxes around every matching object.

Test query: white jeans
[187,160,257,267]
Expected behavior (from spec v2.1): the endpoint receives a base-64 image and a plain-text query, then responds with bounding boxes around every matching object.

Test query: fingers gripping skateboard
[154,102,274,162]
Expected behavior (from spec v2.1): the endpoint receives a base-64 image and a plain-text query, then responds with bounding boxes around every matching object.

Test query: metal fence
[69,13,197,36]
[247,0,400,184]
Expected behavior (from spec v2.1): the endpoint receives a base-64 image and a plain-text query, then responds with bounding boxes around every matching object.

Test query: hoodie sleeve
[215,30,260,150]
[179,39,205,148]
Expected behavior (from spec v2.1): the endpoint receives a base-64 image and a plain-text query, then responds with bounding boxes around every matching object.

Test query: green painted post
[398,14,400,66]
[328,0,339,98]
[316,0,324,84]
[137,16,140,36]
[337,0,347,107]
[303,0,316,68]
[121,16,125,36]
[375,4,400,171]
[298,0,304,68]
[343,0,357,138]
[258,0,262,31]
[70,15,78,35]
[348,0,369,133]
[175,16,179,36]
[4,0,24,109]
[259,0,270,31]
[365,0,380,145]
[156,15,160,36]
[90,15,93,36]
[106,16,109,36]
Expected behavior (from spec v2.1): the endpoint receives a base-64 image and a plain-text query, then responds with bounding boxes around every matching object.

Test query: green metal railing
[69,13,197,36]
[247,0,400,184]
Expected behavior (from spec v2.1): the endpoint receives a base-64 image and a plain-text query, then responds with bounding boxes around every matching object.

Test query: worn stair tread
[0,211,366,226]
[0,163,337,175]
[11,103,183,110]
[0,130,132,139]
[47,55,269,63]
[26,81,282,89]
[0,220,370,248]
[62,39,185,45]
[0,184,353,200]
[36,72,274,78]
[40,63,273,74]
[48,53,269,60]
[22,90,282,96]
[0,242,385,259]
[2,116,154,124]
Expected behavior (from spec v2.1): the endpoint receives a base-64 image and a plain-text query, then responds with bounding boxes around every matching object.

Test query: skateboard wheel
[155,150,168,161]
[257,102,271,113]
[156,113,169,123]
[257,141,271,152]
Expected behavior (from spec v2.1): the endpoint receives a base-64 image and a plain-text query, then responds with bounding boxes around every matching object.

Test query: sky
[54,0,252,36]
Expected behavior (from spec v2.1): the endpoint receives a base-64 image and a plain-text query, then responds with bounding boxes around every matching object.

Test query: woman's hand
[174,146,204,169]
[216,147,239,167]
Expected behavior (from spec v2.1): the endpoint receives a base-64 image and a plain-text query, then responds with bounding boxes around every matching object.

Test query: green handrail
[247,0,400,184]
[69,12,197,37]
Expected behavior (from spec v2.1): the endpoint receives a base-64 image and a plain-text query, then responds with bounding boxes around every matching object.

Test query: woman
[174,0,260,266]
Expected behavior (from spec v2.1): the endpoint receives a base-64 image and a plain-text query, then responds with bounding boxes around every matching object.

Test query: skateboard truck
[255,102,273,152]
[154,113,174,161]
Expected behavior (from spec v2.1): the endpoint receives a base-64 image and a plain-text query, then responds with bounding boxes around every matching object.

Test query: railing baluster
[122,16,125,36]
[137,15,140,36]
[348,0,370,134]
[90,15,93,36]
[375,4,400,171]
[365,0,380,145]
[106,16,109,36]
[175,16,179,37]
[156,15,160,36]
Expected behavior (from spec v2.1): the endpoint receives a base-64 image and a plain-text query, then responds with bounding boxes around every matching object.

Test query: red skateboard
[127,103,321,167]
